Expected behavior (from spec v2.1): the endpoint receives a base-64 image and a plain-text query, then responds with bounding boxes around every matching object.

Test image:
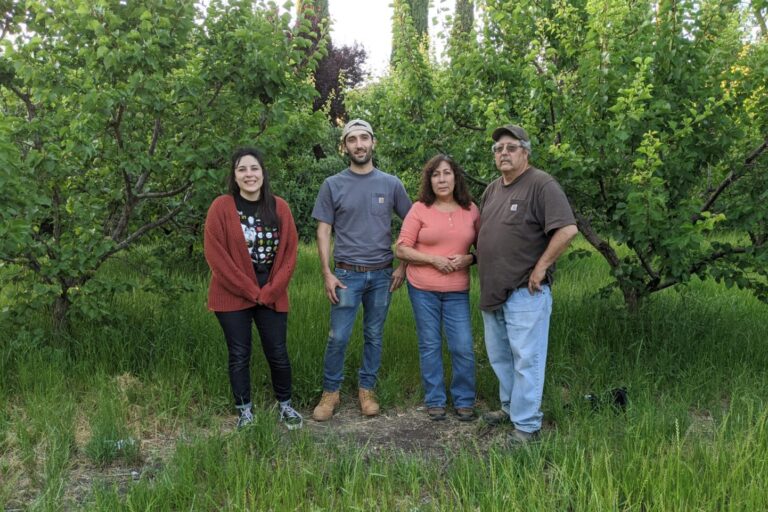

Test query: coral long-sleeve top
[204,194,298,312]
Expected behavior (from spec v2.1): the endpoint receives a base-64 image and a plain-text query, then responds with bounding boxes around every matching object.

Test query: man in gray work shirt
[478,124,578,444]
[311,119,411,421]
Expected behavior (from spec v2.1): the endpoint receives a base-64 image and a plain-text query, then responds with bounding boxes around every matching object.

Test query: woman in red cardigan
[204,147,301,429]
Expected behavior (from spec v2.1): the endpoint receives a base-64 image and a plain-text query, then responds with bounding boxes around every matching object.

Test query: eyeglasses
[492,143,525,154]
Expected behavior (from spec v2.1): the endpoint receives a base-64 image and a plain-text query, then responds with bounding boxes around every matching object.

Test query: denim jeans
[481,285,552,433]
[215,306,292,406]
[408,283,476,408]
[322,266,393,391]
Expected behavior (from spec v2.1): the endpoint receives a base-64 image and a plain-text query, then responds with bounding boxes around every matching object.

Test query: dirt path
[305,401,506,456]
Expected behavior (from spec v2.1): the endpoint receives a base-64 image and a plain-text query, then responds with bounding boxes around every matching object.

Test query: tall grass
[1,239,767,510]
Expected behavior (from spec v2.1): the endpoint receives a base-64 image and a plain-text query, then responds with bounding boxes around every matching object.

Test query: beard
[348,148,373,166]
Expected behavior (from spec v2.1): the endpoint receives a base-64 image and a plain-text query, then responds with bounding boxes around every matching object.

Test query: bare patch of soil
[305,399,508,457]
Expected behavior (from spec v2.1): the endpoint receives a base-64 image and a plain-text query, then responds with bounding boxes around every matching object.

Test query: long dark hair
[227,147,278,226]
[418,154,473,209]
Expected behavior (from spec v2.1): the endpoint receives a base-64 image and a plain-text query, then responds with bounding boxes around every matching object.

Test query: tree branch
[573,211,621,268]
[7,84,36,121]
[755,6,768,40]
[50,185,62,244]
[629,241,659,283]
[654,246,750,291]
[133,118,162,195]
[100,187,194,262]
[449,114,484,132]
[696,136,768,220]
[207,81,225,108]
[135,180,192,200]
[110,170,135,240]
[463,170,489,188]
[147,118,161,157]
[1,254,42,275]
[110,104,125,150]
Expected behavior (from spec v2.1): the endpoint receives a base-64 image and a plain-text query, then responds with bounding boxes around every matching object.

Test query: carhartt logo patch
[510,204,518,212]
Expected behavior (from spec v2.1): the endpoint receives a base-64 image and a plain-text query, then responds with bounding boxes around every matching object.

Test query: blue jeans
[322,267,393,391]
[481,285,552,433]
[407,283,476,408]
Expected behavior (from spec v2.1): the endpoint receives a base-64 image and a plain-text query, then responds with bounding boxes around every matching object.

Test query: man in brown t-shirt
[477,124,578,444]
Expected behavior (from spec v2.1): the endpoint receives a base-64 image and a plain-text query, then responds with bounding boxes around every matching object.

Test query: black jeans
[215,298,292,406]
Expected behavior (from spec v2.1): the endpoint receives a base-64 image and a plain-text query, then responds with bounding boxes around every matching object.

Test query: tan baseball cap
[491,124,530,142]
[341,119,374,142]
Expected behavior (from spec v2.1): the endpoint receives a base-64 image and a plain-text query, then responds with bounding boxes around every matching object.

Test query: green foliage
[391,0,431,67]
[350,0,768,308]
[2,244,768,508]
[0,0,326,328]
[350,0,437,191]
[84,384,140,466]
[451,0,475,42]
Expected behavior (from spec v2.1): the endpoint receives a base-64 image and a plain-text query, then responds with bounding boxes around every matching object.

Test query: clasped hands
[431,254,472,274]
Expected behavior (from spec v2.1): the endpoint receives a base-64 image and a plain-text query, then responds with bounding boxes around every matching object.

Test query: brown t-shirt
[477,167,575,311]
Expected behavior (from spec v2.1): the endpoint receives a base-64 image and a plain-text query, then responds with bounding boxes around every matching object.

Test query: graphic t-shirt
[234,194,280,276]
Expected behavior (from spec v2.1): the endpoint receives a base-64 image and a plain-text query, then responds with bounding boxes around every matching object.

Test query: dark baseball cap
[341,119,374,142]
[491,124,530,142]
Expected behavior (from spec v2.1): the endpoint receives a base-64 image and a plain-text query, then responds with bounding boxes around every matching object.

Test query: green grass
[1,240,768,510]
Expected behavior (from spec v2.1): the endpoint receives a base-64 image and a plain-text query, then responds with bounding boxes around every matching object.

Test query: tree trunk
[52,292,71,332]
[622,286,640,314]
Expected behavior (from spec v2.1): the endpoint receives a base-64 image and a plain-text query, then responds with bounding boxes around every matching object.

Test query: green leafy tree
[0,0,323,329]
[350,0,768,309]
[296,0,367,155]
[451,0,474,43]
[391,0,430,67]
[349,0,435,194]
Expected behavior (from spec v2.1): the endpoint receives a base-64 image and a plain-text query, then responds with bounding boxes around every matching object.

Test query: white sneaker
[236,409,254,429]
[279,403,303,430]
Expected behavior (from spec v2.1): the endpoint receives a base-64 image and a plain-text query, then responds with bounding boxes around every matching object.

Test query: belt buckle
[354,264,366,272]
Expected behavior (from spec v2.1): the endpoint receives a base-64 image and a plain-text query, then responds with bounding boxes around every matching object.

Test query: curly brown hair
[418,154,473,209]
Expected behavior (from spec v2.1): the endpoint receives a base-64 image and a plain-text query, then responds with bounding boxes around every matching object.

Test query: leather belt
[335,261,392,273]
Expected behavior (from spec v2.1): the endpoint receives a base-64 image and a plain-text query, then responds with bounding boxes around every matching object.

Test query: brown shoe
[312,391,340,421]
[455,407,476,422]
[358,388,380,417]
[427,406,447,421]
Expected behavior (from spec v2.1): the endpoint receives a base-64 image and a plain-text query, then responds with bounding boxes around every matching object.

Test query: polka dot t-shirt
[234,194,280,275]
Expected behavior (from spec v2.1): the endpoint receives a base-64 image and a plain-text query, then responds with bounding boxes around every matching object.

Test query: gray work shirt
[312,168,412,266]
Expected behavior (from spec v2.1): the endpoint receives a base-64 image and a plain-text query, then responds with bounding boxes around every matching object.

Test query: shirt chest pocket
[502,199,528,225]
[370,193,390,217]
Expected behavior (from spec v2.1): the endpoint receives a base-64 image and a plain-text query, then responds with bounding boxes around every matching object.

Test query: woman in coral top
[396,155,479,422]
[204,147,302,430]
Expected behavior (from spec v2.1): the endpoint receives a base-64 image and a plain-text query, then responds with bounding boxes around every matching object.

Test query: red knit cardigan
[204,194,298,313]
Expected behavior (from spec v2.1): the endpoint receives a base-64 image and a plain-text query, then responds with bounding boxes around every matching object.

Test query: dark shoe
[455,407,476,422]
[427,406,447,421]
[482,409,512,426]
[279,402,304,430]
[507,429,540,445]
[236,409,254,429]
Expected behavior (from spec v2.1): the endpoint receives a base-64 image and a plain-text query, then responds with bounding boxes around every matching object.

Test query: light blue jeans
[322,267,393,391]
[481,285,552,433]
[407,283,476,409]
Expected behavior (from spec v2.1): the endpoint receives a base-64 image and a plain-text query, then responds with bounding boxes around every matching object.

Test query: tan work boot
[358,388,380,417]
[312,391,340,421]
